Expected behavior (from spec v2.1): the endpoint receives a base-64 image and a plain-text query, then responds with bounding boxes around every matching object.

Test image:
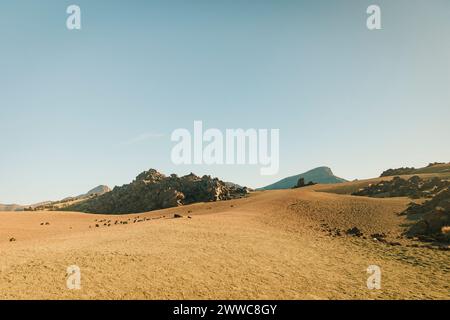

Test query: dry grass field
[0,178,449,300]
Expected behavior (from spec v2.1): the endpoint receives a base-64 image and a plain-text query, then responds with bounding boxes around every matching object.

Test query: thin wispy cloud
[120,132,165,146]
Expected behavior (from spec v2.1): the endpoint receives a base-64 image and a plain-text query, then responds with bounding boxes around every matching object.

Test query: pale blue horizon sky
[1,0,450,204]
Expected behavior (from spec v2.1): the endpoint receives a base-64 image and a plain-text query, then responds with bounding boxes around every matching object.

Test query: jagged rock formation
[65,169,248,214]
[352,176,450,199]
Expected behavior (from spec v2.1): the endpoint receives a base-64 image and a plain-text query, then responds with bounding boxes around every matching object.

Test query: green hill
[258,166,347,190]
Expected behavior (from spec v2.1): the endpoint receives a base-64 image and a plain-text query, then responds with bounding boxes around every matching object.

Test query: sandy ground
[0,186,449,300]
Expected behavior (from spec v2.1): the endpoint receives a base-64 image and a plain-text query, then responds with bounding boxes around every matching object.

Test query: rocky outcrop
[380,167,416,177]
[65,169,248,214]
[292,178,316,189]
[353,176,450,243]
[352,176,450,199]
[380,162,450,177]
[404,187,450,243]
[427,162,445,168]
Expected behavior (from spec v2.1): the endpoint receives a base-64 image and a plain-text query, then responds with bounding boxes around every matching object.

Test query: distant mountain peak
[307,166,333,174]
[258,166,347,190]
[86,185,111,196]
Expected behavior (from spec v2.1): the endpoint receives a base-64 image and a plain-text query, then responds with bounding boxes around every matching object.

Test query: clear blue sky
[1,0,449,204]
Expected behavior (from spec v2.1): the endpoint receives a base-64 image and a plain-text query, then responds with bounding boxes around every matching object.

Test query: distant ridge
[380,162,450,177]
[258,166,347,190]
[31,185,112,211]
[0,185,112,212]
[0,204,25,212]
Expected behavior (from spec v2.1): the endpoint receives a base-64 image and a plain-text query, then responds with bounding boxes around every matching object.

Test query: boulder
[346,227,363,237]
